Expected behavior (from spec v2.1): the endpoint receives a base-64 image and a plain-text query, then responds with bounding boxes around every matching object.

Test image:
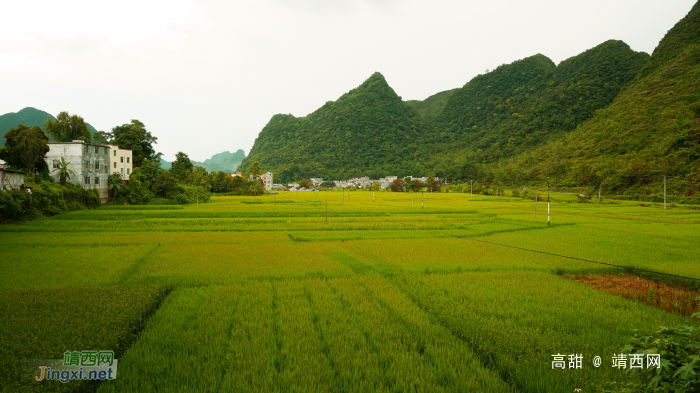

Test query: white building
[45,141,111,202]
[108,145,133,181]
[261,171,273,191]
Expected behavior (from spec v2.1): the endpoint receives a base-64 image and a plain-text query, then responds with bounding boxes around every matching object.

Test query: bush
[601,313,700,392]
[511,189,520,197]
[0,180,101,223]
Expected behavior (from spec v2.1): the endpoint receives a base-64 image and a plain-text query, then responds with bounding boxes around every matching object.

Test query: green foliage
[53,157,75,185]
[405,89,456,120]
[43,111,92,143]
[429,41,649,179]
[0,124,50,175]
[108,173,124,202]
[600,321,700,392]
[493,4,700,192]
[0,180,100,223]
[111,120,161,168]
[170,151,194,182]
[240,72,423,181]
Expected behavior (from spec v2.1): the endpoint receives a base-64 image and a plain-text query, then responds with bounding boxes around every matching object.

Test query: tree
[403,177,412,192]
[390,178,403,192]
[111,120,161,168]
[16,126,50,176]
[411,179,425,192]
[43,112,92,142]
[170,152,194,182]
[53,157,75,185]
[138,160,163,190]
[370,181,381,191]
[93,131,112,145]
[0,124,49,175]
[429,180,442,192]
[250,161,262,179]
[320,181,336,188]
[299,179,314,189]
[153,170,177,199]
[108,173,123,202]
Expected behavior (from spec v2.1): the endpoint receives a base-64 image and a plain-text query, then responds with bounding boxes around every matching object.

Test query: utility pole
[664,176,667,210]
[598,187,601,203]
[343,188,345,205]
[274,194,276,208]
[548,195,550,226]
[373,191,375,202]
[470,180,473,197]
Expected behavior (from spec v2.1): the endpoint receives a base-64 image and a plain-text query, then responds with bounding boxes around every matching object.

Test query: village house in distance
[44,140,133,203]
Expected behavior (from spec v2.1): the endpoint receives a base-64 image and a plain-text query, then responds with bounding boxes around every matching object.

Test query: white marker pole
[548,195,550,226]
[373,191,375,202]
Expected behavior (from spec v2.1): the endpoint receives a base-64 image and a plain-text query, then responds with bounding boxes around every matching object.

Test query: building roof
[48,141,112,148]
[0,168,26,174]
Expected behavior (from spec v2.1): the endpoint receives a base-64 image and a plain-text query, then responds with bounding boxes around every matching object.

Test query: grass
[1,190,698,392]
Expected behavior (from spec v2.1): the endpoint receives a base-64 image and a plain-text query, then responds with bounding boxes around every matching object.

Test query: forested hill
[424,40,649,174]
[160,149,246,172]
[0,107,99,146]
[496,1,700,193]
[240,72,423,181]
[405,89,456,121]
[241,39,650,183]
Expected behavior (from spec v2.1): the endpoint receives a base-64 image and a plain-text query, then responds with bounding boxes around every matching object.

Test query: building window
[127,157,130,164]
[85,160,90,168]
[84,145,88,153]
[113,162,116,168]
[113,150,116,157]
[95,161,100,169]
[53,160,60,169]
[127,168,130,174]
[85,176,90,184]
[120,168,123,174]
[120,157,123,163]
[95,146,98,153]
[95,177,100,185]
[104,147,108,155]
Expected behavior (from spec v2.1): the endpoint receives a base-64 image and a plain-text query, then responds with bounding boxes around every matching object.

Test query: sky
[0,0,696,162]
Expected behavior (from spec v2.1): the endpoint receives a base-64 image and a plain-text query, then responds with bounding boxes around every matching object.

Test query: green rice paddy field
[1,191,699,392]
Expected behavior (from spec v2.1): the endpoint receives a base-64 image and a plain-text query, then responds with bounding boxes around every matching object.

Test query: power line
[337,203,700,283]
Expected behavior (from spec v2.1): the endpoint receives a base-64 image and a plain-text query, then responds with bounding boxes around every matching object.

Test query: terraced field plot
[1,191,698,392]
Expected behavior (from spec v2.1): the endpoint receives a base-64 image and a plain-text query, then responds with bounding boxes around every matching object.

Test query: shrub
[601,311,700,392]
[0,180,101,223]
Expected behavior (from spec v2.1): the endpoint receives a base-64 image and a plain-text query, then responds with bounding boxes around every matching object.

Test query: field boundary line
[339,204,700,283]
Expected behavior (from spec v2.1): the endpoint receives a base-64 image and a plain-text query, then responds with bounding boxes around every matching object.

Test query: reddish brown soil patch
[567,274,700,318]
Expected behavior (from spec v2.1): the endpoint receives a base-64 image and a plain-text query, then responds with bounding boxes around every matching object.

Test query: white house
[108,145,133,181]
[45,141,111,202]
[260,172,273,191]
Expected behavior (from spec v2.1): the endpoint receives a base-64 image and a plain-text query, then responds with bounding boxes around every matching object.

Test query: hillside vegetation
[241,38,652,184]
[241,72,423,181]
[495,1,700,195]
[0,107,99,146]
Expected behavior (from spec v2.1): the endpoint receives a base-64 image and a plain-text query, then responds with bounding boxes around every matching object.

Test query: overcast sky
[0,0,695,161]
